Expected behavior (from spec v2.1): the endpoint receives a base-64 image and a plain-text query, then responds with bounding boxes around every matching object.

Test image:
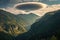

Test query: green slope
[0,9,27,36]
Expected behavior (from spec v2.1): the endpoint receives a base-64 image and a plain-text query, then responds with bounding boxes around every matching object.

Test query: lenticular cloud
[14,2,48,11]
[0,2,60,16]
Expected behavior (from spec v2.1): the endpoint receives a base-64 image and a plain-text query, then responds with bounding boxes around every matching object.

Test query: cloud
[30,4,60,16]
[14,2,48,9]
[0,2,48,15]
[14,2,48,12]
[0,3,60,17]
[13,2,60,16]
[1,7,26,15]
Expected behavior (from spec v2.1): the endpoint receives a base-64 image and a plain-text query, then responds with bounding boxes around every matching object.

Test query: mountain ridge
[0,9,39,36]
[16,9,60,40]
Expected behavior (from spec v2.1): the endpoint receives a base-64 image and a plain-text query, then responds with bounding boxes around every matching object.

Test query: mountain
[17,13,39,30]
[16,9,60,40]
[30,9,60,33]
[0,32,13,40]
[0,9,40,40]
[0,9,27,36]
[0,9,39,36]
[29,9,60,40]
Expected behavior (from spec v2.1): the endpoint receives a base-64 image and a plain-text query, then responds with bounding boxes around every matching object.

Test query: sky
[0,0,60,8]
[0,0,60,16]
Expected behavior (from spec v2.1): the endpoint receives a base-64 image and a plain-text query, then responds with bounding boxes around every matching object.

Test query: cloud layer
[1,2,60,17]
[32,4,60,16]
